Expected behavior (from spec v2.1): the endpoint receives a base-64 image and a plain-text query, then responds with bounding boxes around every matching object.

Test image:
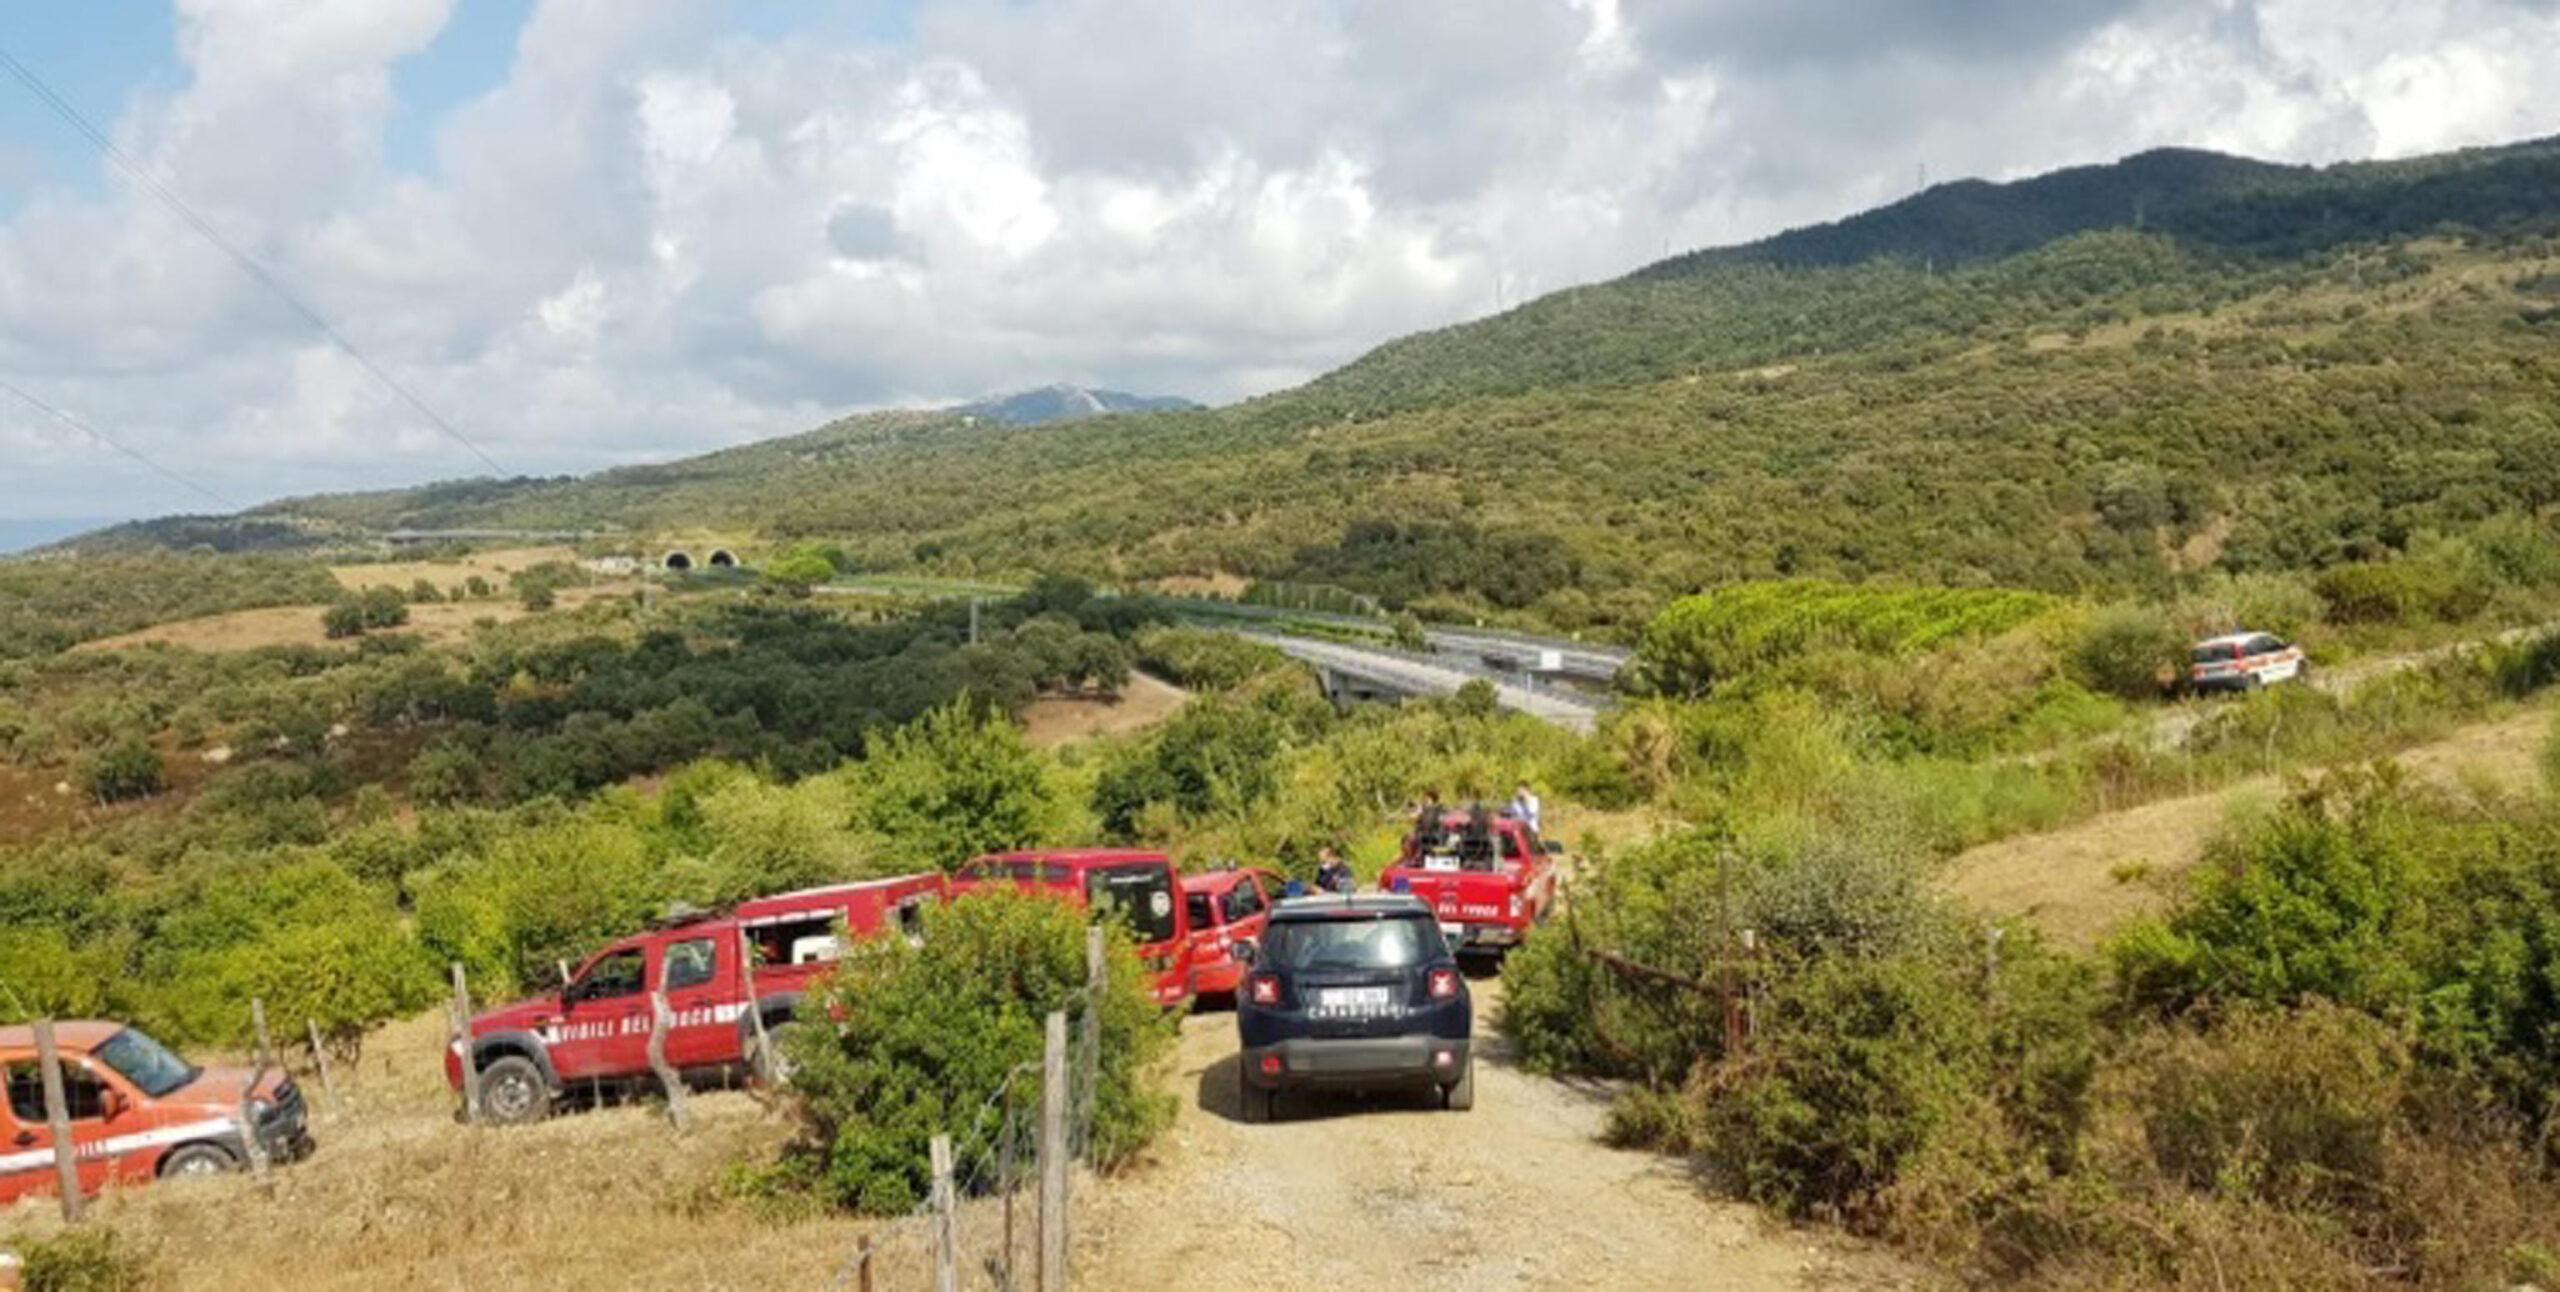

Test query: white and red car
[2189,631,2307,692]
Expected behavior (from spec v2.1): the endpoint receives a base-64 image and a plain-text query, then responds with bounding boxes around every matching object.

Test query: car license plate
[1424,852,1459,872]
[1318,986,1391,1013]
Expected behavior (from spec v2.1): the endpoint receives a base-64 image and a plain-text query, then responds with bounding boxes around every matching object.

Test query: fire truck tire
[1239,1068,1274,1124]
[1441,1057,1475,1112]
[479,1055,552,1125]
[160,1142,238,1177]
[747,1020,803,1084]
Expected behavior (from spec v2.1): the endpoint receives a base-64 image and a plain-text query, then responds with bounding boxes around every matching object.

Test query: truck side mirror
[1229,941,1256,966]
[101,1087,130,1121]
[1542,840,1566,856]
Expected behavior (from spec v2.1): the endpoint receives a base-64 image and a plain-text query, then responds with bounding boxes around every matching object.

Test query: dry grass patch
[1943,702,2557,947]
[1020,673,1191,749]
[327,546,581,594]
[0,1013,890,1291]
[74,589,622,655]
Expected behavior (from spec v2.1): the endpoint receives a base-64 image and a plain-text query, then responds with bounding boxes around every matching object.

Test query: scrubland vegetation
[12,134,2560,1286]
[0,553,338,660]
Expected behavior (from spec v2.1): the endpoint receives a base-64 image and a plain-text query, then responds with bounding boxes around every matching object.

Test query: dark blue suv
[1233,893,1473,1122]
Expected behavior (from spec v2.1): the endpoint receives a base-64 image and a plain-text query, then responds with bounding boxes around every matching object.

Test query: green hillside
[72,134,2560,638]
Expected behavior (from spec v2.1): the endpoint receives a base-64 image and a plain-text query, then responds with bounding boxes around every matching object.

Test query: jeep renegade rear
[1234,894,1472,1122]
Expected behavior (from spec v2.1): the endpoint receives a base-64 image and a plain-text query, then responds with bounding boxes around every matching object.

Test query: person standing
[1314,845,1355,895]
[1508,781,1543,834]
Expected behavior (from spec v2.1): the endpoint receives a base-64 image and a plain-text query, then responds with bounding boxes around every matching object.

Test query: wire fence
[820,928,1113,1292]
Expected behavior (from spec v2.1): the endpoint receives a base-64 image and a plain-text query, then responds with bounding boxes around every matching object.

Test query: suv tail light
[1428,967,1460,1000]
[1247,973,1281,1006]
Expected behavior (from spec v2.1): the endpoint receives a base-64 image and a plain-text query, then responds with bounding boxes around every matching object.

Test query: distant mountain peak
[951,385,1199,426]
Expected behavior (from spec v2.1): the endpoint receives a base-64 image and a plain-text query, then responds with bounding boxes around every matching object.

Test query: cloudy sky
[2,0,2558,540]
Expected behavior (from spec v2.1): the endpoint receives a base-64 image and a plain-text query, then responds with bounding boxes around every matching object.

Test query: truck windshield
[94,1027,198,1098]
[1086,863,1178,945]
[1264,916,1441,972]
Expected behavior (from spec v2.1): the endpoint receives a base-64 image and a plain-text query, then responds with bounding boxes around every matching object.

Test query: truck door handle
[11,1131,33,1146]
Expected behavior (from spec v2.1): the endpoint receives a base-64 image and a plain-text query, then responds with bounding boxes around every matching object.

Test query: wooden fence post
[647,990,691,1132]
[1074,925,1103,1159]
[999,1096,1020,1291]
[854,1236,874,1292]
[1038,1010,1069,1292]
[449,963,481,1124]
[931,1132,958,1292]
[1739,929,1759,1055]
[240,999,274,1182]
[30,1020,81,1223]
[304,1018,338,1108]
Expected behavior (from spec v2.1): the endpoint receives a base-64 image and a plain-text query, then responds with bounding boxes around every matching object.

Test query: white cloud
[4,0,2560,522]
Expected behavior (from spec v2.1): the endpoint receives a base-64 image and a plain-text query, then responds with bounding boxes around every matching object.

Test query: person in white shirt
[1507,782,1542,834]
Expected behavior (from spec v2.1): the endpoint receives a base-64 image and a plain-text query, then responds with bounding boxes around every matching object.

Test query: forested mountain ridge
[55,135,2560,638]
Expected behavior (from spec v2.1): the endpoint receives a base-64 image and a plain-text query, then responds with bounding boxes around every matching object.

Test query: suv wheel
[160,1142,237,1178]
[1238,1067,1274,1124]
[478,1055,551,1125]
[1441,1057,1475,1112]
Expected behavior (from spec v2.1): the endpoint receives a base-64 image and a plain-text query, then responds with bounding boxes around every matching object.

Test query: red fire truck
[1180,866,1284,1000]
[951,849,1198,1008]
[444,873,943,1123]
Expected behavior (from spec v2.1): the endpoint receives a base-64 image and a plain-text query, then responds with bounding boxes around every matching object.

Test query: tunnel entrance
[707,549,737,568]
[663,551,693,571]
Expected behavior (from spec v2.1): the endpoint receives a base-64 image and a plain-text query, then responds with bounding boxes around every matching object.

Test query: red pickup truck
[445,873,942,1123]
[1380,809,1561,958]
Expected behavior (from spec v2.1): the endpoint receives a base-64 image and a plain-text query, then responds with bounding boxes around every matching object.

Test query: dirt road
[1074,983,1909,1291]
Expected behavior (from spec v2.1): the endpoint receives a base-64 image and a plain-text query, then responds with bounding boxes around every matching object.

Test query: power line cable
[0,374,240,511]
[0,46,511,478]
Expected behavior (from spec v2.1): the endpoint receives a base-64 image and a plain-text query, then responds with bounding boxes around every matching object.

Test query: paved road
[1423,628,1630,683]
[1243,631,1609,732]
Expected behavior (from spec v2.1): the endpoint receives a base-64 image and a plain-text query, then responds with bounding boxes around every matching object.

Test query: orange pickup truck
[2,1021,310,1203]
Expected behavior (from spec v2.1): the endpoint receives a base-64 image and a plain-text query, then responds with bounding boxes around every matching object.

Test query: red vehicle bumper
[1191,955,1245,998]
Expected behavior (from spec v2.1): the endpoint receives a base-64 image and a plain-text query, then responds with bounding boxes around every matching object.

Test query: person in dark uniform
[1314,845,1355,894]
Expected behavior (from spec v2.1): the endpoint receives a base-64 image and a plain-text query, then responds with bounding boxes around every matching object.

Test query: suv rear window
[1263,915,1443,972]
[2192,643,2238,663]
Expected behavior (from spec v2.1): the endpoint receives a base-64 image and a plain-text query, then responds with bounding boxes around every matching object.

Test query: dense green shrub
[2113,769,2560,1127]
[321,601,367,639]
[2125,1003,2406,1210]
[2070,604,2186,700]
[780,890,1175,1212]
[413,817,666,993]
[1634,581,2060,697]
[761,550,834,595]
[852,700,1055,873]
[1699,940,2098,1223]
[8,1225,156,1291]
[1091,683,1332,839]
[74,735,164,803]
[1128,625,1293,691]
[2313,556,2493,626]
[1500,828,1953,1083]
